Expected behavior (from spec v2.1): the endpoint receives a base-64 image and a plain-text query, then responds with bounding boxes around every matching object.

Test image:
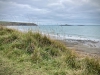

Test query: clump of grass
[44,46,61,57]
[26,42,35,54]
[11,41,26,50]
[54,71,67,75]
[84,57,100,75]
[31,47,41,63]
[1,33,18,44]
[65,51,81,69]
[41,36,52,45]
[52,41,66,51]
[7,49,23,59]
[32,32,52,47]
[0,26,15,35]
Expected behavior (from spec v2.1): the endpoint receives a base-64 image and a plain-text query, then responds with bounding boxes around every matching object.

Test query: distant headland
[0,21,37,26]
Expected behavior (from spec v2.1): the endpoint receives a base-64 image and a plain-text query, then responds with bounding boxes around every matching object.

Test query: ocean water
[8,25,100,41]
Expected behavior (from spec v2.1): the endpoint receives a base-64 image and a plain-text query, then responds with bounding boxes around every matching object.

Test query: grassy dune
[0,26,100,75]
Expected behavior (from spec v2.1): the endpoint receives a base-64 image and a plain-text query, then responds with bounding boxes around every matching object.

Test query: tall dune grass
[0,26,100,75]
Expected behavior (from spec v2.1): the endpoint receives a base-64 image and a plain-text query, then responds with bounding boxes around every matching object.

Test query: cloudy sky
[0,0,100,25]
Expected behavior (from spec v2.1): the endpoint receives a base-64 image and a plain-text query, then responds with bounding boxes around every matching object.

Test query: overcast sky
[0,0,100,25]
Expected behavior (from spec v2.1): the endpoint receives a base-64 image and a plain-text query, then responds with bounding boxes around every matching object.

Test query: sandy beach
[61,39,100,57]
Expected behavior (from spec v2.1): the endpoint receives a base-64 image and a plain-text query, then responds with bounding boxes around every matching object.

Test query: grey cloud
[0,0,100,25]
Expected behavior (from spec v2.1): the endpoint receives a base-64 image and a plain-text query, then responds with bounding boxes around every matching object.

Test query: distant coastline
[60,24,100,26]
[0,21,37,26]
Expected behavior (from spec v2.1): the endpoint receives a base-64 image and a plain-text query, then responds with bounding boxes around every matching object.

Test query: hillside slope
[0,26,100,75]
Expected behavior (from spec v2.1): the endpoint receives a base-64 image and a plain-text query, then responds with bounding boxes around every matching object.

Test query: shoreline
[46,33,100,57]
[6,27,100,57]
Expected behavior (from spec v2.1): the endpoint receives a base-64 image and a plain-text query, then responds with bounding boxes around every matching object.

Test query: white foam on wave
[45,33,100,48]
[65,35,100,41]
[42,32,100,42]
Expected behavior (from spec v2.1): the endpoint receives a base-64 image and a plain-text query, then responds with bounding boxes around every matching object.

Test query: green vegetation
[0,26,100,75]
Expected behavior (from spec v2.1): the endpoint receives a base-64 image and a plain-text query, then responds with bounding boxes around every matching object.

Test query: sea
[8,25,100,41]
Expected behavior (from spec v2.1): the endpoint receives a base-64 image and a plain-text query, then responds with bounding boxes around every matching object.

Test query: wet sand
[61,39,100,57]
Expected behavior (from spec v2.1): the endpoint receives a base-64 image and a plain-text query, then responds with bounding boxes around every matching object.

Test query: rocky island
[60,24,73,26]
